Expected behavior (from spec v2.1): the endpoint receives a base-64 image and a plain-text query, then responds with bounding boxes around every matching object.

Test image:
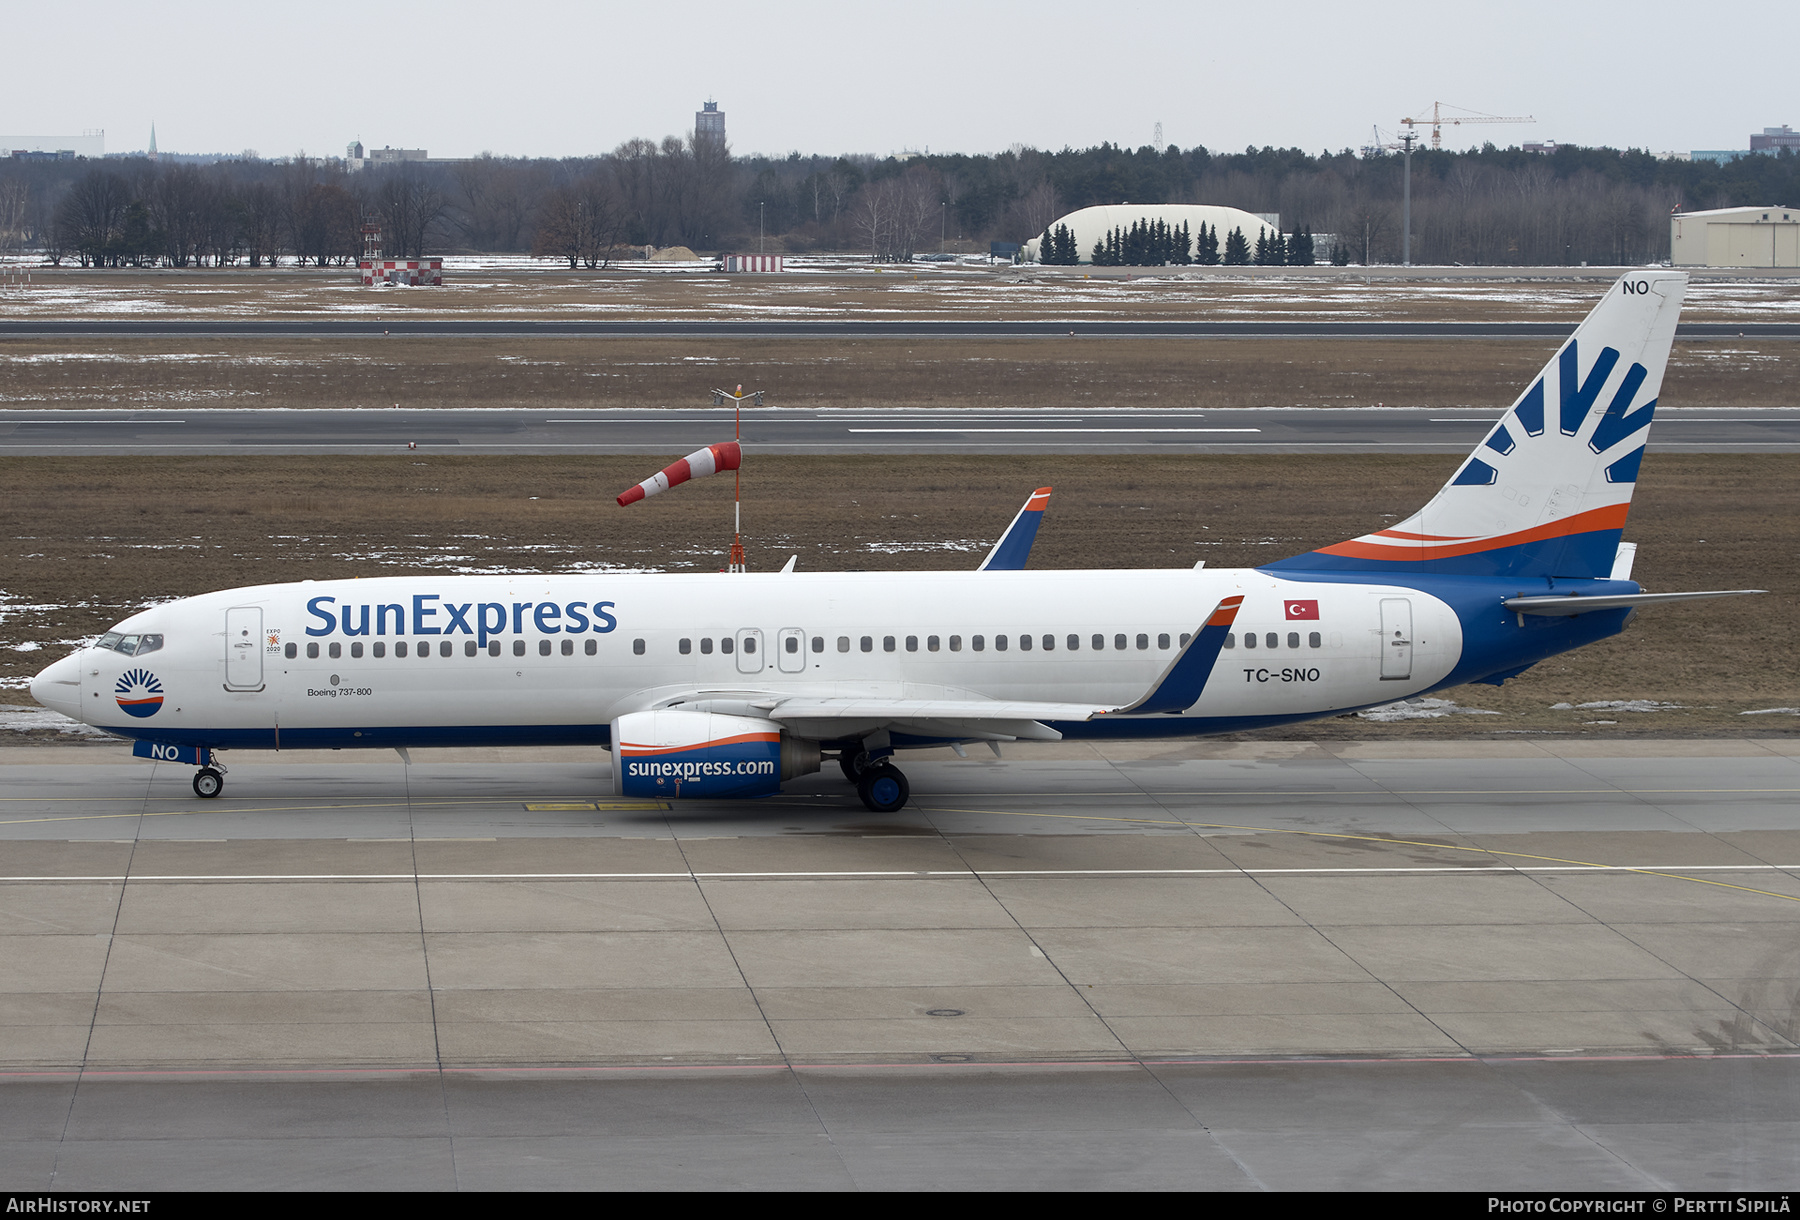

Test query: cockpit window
[94,632,164,657]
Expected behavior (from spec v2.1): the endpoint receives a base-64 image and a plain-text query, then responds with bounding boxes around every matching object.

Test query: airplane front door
[225,606,264,690]
[1379,598,1413,681]
[736,628,764,674]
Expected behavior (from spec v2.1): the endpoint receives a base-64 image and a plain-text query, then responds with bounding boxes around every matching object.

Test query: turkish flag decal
[1284,599,1320,620]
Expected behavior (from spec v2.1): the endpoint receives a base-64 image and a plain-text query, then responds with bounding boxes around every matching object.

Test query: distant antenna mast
[1153,121,1163,147]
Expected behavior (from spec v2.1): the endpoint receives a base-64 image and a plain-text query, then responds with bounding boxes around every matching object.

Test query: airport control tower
[696,99,725,147]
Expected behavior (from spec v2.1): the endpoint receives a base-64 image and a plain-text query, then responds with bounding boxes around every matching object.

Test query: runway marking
[2,865,1797,883]
[925,806,1800,904]
[847,428,1262,434]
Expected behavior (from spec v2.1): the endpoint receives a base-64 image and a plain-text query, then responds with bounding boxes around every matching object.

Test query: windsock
[616,441,742,507]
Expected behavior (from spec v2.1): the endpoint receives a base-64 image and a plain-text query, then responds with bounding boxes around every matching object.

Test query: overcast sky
[6,1,1791,161]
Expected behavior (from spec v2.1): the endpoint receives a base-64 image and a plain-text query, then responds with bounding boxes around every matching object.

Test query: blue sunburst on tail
[1269,271,1686,579]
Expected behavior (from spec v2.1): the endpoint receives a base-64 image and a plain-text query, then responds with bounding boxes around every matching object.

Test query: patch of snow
[0,704,106,735]
[1741,708,1800,716]
[1550,700,1685,713]
[1357,697,1502,722]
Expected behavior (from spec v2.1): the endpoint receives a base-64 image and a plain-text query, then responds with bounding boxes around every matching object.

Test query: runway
[1,318,1796,339]
[4,737,1798,1188]
[5,405,1798,455]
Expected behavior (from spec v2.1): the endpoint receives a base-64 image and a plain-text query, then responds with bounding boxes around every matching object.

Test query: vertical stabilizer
[1270,271,1686,578]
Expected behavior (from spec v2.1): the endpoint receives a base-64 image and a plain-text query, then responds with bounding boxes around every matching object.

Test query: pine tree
[1253,230,1269,265]
[1060,224,1077,264]
[1174,221,1191,265]
[1289,226,1315,266]
[1223,226,1249,265]
[1039,228,1053,264]
[1270,231,1288,265]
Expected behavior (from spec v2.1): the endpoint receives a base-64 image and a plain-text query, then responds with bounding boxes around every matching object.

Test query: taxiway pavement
[3,738,1797,1188]
[4,406,1796,456]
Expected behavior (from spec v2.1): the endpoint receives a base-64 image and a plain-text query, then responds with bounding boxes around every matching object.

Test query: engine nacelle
[611,709,819,799]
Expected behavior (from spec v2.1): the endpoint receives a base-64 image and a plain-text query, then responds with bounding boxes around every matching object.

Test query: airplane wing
[658,596,1248,742]
[1503,589,1766,615]
[977,487,1051,571]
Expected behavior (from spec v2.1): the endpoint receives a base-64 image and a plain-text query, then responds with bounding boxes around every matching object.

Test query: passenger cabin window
[440,641,453,658]
[860,636,872,653]
[743,637,756,654]
[812,637,824,653]
[285,643,297,659]
[1265,633,1278,649]
[328,642,342,659]
[949,635,962,652]
[396,642,408,658]
[1223,633,1235,649]
[837,637,850,653]
[883,636,895,652]
[1017,634,1030,651]
[679,638,692,655]
[1309,632,1322,648]
[1157,633,1170,650]
[351,642,364,658]
[418,640,431,659]
[1136,634,1149,650]
[632,639,646,655]
[904,635,917,652]
[995,635,1008,651]
[721,638,734,655]
[1242,633,1255,649]
[513,639,526,657]
[1287,632,1300,649]
[488,641,501,657]
[1092,634,1104,651]
[928,636,940,652]
[585,639,597,656]
[1068,635,1080,651]
[539,640,551,656]
[972,635,985,651]
[374,642,387,658]
[1114,634,1126,650]
[1180,633,1191,646]
[307,643,320,659]
[465,641,477,657]
[701,638,713,654]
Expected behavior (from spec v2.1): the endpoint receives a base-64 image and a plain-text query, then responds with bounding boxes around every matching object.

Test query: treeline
[3,137,1798,266]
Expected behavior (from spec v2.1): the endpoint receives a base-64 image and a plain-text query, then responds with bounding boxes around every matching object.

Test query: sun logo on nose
[114,668,165,718]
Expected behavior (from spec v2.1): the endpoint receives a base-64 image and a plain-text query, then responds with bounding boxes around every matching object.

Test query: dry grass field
[0,335,1791,411]
[1,265,1797,325]
[3,452,1794,738]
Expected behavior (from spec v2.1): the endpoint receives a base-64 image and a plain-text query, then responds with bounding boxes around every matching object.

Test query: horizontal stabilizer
[1503,589,1767,616]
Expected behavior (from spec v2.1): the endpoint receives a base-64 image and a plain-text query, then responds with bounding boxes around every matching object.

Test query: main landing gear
[840,750,910,813]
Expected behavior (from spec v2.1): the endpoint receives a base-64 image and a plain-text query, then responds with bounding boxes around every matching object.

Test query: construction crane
[1401,101,1534,151]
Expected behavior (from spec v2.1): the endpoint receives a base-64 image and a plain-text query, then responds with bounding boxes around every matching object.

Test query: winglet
[1110,596,1244,715]
[978,487,1052,571]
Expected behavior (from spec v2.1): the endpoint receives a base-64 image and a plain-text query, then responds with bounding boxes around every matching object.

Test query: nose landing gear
[192,767,224,799]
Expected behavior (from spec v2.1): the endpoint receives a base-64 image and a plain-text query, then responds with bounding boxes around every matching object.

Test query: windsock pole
[728,385,746,573]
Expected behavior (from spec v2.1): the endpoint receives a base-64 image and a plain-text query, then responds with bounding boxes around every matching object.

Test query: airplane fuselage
[33,567,1635,753]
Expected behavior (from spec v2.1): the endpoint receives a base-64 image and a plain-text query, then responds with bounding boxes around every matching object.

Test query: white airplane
[30,270,1760,812]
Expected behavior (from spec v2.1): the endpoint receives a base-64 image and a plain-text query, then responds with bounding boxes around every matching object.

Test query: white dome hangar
[1024,204,1277,263]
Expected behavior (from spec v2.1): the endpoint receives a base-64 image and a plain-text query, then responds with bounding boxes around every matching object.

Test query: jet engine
[610,709,820,799]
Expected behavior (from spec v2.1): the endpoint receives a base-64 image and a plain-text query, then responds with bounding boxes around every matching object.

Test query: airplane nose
[29,652,85,720]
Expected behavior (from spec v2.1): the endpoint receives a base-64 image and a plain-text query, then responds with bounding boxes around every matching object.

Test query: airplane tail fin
[1268,271,1687,579]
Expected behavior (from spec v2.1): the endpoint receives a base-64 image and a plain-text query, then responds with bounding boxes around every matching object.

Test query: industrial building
[1670,206,1800,268]
[696,101,725,147]
[1023,204,1277,264]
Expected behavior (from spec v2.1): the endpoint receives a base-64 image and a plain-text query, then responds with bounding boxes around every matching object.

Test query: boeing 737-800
[29,270,1759,811]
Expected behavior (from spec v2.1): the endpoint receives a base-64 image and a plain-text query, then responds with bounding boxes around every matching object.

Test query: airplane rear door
[736,628,764,674]
[1379,598,1412,681]
[776,628,805,673]
[225,606,264,690]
